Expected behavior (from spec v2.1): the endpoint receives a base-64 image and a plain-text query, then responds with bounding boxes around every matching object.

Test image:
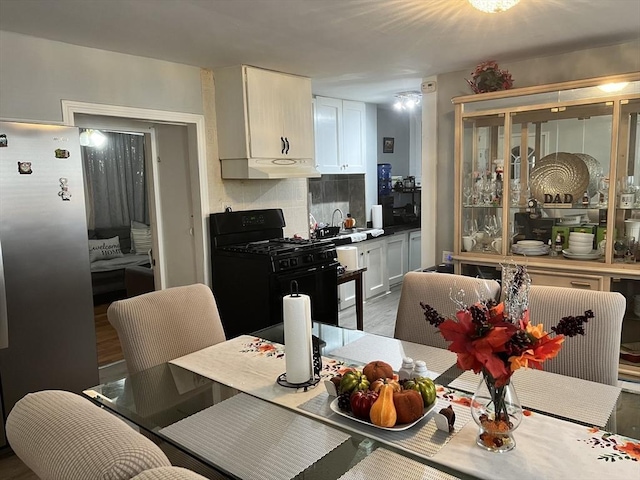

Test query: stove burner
[223,237,334,256]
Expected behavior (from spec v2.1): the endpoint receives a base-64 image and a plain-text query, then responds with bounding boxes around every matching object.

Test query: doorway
[62,101,210,367]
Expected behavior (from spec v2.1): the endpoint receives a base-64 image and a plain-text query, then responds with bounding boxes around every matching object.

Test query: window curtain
[82,130,149,229]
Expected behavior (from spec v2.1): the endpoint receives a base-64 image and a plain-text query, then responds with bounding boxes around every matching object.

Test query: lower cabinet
[362,238,389,299]
[338,230,421,311]
[387,233,408,286]
[408,230,422,271]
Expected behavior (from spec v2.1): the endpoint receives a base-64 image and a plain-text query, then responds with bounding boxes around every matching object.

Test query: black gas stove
[209,209,339,338]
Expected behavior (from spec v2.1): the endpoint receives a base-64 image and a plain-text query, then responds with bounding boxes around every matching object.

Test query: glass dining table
[83,323,639,480]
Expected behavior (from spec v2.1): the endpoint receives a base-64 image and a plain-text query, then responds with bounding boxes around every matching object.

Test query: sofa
[89,225,153,302]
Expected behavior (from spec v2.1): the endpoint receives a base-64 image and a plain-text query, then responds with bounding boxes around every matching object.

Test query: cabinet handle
[285,137,290,154]
[570,281,592,289]
[281,137,286,154]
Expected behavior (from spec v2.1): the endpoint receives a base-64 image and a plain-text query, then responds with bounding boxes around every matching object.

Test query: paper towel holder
[276,335,322,391]
[277,280,322,391]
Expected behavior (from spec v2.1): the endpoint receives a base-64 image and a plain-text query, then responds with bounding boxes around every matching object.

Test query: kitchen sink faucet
[331,208,344,228]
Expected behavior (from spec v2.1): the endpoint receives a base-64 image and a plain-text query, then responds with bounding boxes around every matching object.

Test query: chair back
[528,285,625,386]
[394,272,501,348]
[108,283,226,374]
[6,390,171,480]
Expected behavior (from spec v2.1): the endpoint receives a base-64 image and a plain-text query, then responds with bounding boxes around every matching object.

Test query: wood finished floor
[95,303,124,367]
[3,284,639,477]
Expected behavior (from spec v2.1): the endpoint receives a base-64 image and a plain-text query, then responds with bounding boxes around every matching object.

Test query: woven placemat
[449,368,620,427]
[297,392,471,459]
[160,393,350,480]
[338,447,461,480]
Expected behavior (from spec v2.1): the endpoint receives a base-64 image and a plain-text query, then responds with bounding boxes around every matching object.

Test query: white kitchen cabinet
[341,100,366,173]
[387,232,408,286]
[314,96,366,174]
[408,230,422,271]
[361,239,389,299]
[214,65,314,169]
[314,97,342,174]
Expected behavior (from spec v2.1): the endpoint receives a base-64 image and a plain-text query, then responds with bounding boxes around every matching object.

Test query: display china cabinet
[452,73,640,379]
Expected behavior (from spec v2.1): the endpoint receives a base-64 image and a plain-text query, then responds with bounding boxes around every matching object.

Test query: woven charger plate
[530,152,589,204]
[573,153,601,197]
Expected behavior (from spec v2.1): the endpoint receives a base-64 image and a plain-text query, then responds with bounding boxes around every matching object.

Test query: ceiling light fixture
[393,92,422,111]
[79,129,107,148]
[468,0,520,13]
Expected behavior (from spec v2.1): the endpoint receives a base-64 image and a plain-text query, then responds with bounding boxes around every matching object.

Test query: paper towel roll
[283,293,313,384]
[372,205,383,229]
[337,246,358,271]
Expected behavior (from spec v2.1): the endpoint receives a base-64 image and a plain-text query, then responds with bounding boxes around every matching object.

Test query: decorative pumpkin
[404,376,437,407]
[362,361,394,383]
[393,389,424,424]
[350,390,379,420]
[339,370,369,395]
[370,377,401,393]
[369,384,397,427]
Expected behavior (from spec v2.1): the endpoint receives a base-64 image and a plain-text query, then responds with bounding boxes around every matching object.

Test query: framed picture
[383,137,394,153]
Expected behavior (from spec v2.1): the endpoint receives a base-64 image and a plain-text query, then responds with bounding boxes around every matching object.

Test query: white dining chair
[394,271,501,349]
[6,390,172,480]
[528,285,626,386]
[108,283,226,375]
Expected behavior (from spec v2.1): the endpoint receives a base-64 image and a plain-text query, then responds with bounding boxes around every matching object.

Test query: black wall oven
[210,209,338,338]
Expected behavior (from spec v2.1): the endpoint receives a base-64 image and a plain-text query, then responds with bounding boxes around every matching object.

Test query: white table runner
[327,335,458,378]
[449,368,621,427]
[160,393,350,480]
[338,447,461,480]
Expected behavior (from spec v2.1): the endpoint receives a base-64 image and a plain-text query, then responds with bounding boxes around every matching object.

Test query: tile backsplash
[309,174,366,229]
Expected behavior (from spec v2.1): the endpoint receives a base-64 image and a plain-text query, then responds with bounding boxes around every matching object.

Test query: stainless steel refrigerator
[0,121,99,448]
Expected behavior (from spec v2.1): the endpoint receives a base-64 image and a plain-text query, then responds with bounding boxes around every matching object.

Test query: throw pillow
[131,221,152,254]
[88,236,124,262]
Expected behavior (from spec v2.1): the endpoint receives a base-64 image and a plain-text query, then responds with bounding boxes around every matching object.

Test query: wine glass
[464,218,478,238]
[483,215,499,251]
[463,185,473,206]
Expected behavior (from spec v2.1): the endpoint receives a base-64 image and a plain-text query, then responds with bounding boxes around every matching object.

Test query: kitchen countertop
[328,222,420,246]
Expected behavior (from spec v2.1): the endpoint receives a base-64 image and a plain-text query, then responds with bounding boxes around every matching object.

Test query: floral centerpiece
[421,265,593,452]
[466,60,514,94]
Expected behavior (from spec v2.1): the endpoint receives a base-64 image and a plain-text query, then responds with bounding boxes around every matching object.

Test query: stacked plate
[512,240,550,256]
[563,231,600,260]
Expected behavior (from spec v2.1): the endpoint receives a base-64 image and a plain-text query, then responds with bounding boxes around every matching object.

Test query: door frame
[61,100,210,287]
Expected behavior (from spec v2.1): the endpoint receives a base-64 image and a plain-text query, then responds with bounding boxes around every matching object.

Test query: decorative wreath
[466,61,514,94]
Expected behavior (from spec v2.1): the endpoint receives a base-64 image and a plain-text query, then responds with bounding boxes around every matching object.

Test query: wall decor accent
[383,137,394,153]
[18,161,32,174]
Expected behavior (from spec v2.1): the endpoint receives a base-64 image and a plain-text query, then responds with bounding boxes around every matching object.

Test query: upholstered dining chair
[108,283,226,375]
[6,390,172,480]
[131,467,209,479]
[528,285,626,386]
[394,271,501,349]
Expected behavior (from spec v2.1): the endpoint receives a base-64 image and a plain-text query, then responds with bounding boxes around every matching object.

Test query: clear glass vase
[471,371,522,453]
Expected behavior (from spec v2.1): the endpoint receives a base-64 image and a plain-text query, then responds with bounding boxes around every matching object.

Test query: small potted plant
[466,61,514,94]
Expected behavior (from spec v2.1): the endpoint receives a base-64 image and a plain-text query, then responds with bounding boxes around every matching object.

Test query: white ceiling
[1,0,638,105]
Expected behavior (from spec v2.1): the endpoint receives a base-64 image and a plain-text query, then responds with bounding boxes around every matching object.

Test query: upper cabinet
[214,65,317,179]
[314,96,366,174]
[452,73,640,290]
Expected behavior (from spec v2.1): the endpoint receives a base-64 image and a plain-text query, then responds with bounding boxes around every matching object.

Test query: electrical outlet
[442,250,454,264]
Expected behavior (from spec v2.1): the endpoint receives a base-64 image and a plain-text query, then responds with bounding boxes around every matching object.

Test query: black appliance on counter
[209,208,339,338]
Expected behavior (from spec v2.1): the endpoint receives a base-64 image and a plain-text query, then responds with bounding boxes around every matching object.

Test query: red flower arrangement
[421,265,593,387]
[466,60,514,94]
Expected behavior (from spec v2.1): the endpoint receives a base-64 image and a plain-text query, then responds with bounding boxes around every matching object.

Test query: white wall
[377,107,410,177]
[0,31,203,122]
[426,40,640,265]
[364,103,378,223]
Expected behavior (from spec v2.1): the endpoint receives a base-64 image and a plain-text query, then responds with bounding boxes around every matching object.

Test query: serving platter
[529,152,590,205]
[329,397,437,431]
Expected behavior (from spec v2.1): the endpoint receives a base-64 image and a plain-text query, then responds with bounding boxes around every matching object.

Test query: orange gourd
[369,384,397,427]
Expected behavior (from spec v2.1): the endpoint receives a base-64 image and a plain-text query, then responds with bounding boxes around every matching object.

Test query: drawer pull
[570,281,592,289]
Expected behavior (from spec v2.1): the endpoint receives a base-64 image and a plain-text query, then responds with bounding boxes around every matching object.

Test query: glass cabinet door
[461,113,505,255]
[613,97,640,267]
[508,101,614,261]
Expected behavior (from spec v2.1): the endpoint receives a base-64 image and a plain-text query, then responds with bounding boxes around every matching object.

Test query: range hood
[221,157,320,180]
